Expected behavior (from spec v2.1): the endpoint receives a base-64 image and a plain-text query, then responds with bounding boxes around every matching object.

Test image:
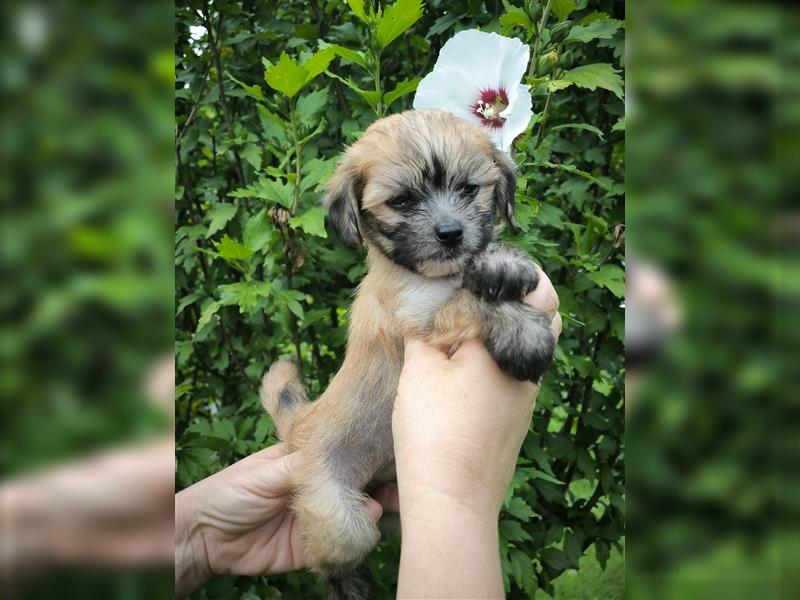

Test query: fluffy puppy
[261,109,555,598]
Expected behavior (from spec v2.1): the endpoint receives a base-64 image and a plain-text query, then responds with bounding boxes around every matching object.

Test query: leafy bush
[175,0,624,597]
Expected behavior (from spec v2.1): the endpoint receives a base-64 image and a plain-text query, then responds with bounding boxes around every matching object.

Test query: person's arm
[393,266,561,599]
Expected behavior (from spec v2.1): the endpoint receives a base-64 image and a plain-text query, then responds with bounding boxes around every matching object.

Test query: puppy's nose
[434,222,463,246]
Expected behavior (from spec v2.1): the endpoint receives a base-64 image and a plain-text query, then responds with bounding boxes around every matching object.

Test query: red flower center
[471,87,509,129]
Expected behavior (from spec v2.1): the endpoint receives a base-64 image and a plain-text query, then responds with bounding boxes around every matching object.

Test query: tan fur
[259,110,545,580]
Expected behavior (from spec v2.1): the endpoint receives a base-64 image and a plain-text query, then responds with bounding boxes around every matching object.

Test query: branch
[200,3,247,190]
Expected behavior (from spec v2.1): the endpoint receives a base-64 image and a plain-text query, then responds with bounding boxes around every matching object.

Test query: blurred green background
[626,1,798,599]
[1,0,173,597]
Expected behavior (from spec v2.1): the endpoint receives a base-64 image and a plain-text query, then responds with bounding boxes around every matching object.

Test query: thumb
[261,450,304,492]
[403,337,448,363]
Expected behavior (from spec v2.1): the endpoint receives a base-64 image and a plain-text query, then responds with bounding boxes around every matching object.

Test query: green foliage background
[175,0,625,597]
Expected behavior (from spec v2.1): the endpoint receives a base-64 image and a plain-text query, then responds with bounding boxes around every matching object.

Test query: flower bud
[550,21,572,43]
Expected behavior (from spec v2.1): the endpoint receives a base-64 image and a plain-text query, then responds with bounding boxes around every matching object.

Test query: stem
[201,3,247,190]
[533,42,563,148]
[284,98,305,376]
[527,0,552,79]
[289,101,302,213]
[373,50,383,116]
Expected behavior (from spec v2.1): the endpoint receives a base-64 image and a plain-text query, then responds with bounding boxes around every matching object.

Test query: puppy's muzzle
[434,222,463,246]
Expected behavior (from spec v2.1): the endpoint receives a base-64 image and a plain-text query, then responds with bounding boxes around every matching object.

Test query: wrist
[395,446,505,518]
[175,487,212,598]
[397,486,503,598]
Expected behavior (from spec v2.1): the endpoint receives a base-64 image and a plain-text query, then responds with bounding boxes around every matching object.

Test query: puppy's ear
[492,149,518,234]
[321,155,364,248]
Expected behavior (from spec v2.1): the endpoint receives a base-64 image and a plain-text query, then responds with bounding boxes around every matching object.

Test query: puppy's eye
[462,184,480,196]
[388,195,411,210]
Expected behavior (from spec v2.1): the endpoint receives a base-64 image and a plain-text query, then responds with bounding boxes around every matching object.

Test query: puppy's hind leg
[293,456,381,599]
[260,360,309,440]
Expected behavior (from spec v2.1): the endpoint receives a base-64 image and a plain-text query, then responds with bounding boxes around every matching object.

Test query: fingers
[551,311,563,340]
[449,337,494,365]
[523,265,559,319]
[363,499,384,522]
[371,482,400,513]
[403,337,448,363]
[254,442,288,460]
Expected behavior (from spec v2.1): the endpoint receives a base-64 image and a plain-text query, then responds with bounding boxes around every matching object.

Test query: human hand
[175,443,385,597]
[392,266,561,598]
[393,265,561,517]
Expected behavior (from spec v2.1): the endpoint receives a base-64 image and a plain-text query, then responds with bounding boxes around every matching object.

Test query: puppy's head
[322,109,516,278]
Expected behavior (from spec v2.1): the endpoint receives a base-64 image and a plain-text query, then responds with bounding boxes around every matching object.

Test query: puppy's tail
[323,563,374,600]
[260,360,309,440]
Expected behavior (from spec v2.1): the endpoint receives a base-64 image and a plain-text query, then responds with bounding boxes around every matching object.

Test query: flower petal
[413,66,482,124]
[432,30,530,94]
[496,83,533,152]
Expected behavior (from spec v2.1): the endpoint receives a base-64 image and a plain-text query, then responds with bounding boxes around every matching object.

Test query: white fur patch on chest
[395,276,460,331]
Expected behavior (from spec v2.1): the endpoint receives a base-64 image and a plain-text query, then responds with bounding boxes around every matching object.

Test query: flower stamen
[472,87,509,129]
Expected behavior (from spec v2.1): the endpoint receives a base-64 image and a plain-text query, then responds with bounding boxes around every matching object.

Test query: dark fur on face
[324,110,517,278]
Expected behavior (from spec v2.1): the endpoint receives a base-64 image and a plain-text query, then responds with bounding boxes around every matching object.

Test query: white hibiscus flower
[413,29,533,153]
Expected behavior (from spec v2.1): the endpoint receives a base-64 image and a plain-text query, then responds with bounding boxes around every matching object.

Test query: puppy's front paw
[484,302,556,382]
[464,243,539,302]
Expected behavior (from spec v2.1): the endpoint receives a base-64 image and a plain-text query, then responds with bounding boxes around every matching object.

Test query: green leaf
[566,18,623,44]
[206,203,238,238]
[347,0,369,23]
[300,157,336,194]
[241,143,262,170]
[375,0,424,49]
[254,415,273,443]
[505,497,536,521]
[551,0,576,20]
[533,161,611,191]
[302,46,336,82]
[585,264,625,297]
[563,528,584,566]
[289,206,328,238]
[611,115,625,132]
[177,291,203,315]
[256,105,287,143]
[326,70,382,108]
[214,418,237,440]
[276,289,306,319]
[255,177,295,208]
[550,122,605,140]
[383,77,420,109]
[547,79,574,93]
[559,63,624,99]
[514,198,539,230]
[228,74,264,101]
[499,520,532,542]
[195,300,221,333]
[500,6,533,36]
[508,549,535,594]
[218,281,272,313]
[596,539,610,569]
[214,234,254,261]
[321,42,370,71]
[243,209,272,252]
[541,547,571,570]
[532,469,565,485]
[296,89,329,127]
[593,378,613,396]
[576,447,597,481]
[264,52,308,98]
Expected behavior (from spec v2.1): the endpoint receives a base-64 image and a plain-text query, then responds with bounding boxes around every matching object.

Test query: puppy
[261,109,555,598]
